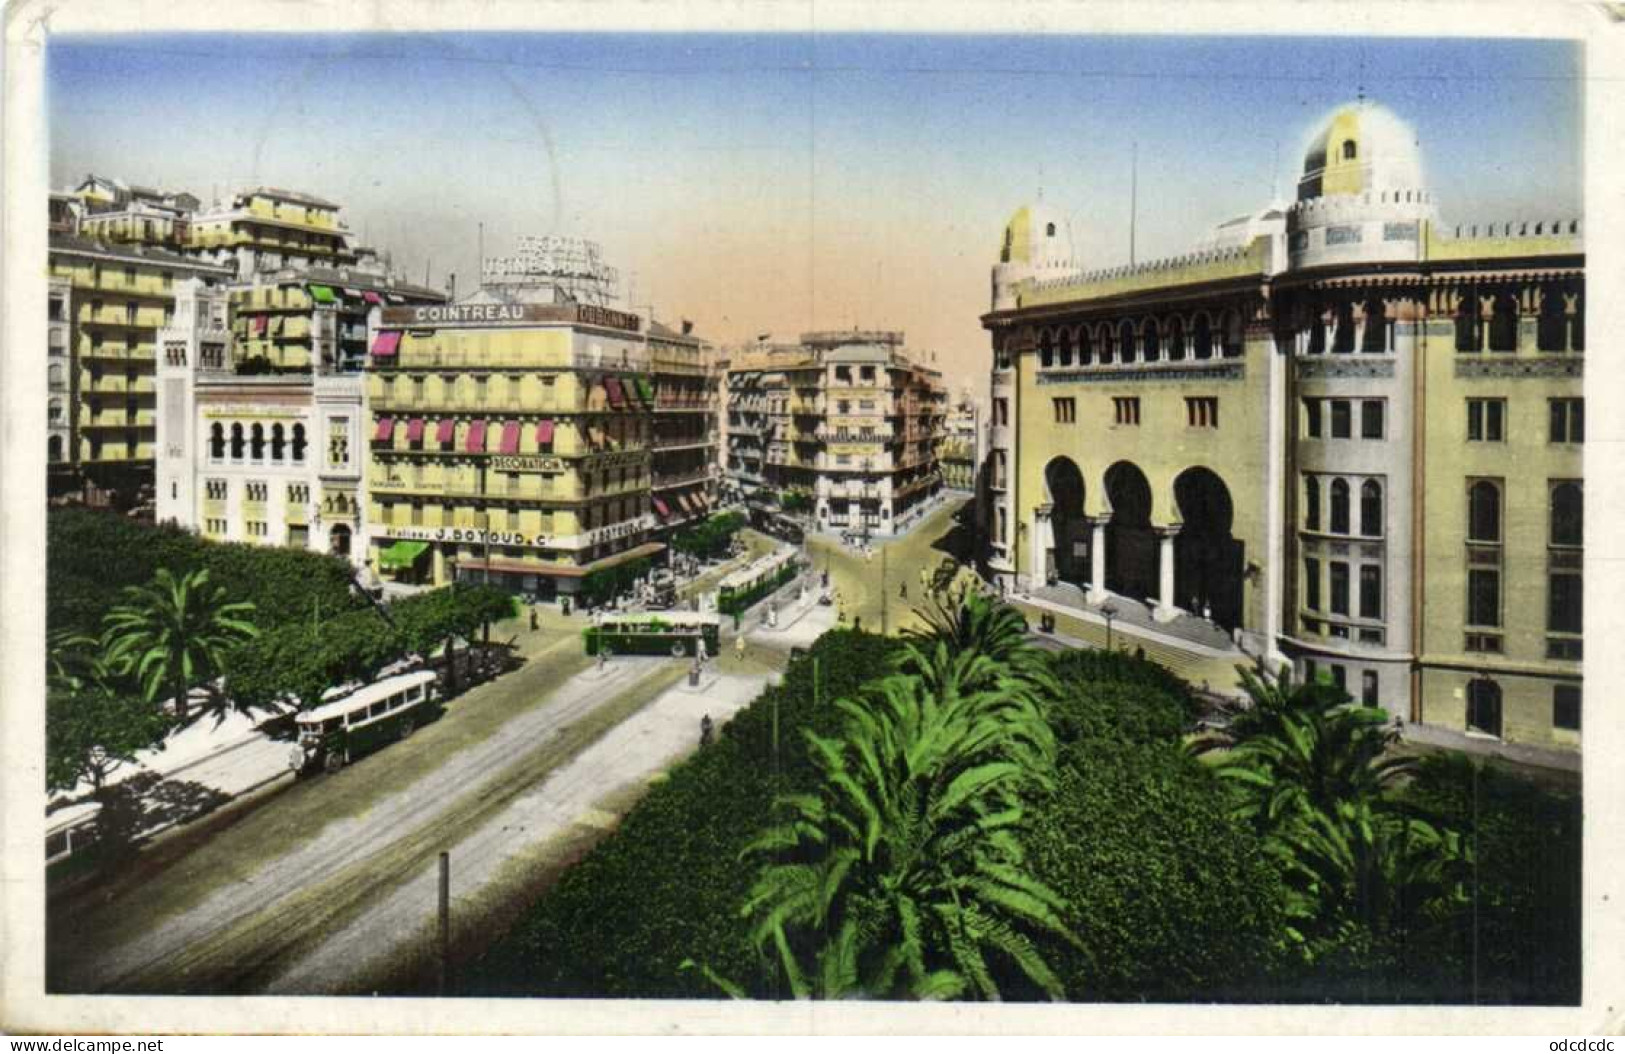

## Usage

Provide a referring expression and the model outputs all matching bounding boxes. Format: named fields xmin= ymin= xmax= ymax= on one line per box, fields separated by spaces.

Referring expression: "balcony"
xmin=373 ymin=348 xmax=650 ymax=373
xmin=652 ymin=466 xmax=715 ymax=490
xmin=651 ymin=433 xmax=716 ymax=452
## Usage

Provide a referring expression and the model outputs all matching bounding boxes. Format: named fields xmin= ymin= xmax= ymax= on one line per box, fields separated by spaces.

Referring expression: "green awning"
xmin=636 ymin=377 xmax=655 ymax=404
xmin=379 ymin=540 xmax=429 ymax=569
xmin=308 ymin=284 xmax=338 ymax=304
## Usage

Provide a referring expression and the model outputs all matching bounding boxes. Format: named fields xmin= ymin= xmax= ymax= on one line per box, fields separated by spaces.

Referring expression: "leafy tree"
xmin=46 ymin=684 xmax=172 ymax=797
xmin=672 ymin=512 xmax=747 ymax=559
xmin=735 ymin=673 xmax=1072 ymax=1000
xmin=102 ymin=568 xmax=259 ymax=721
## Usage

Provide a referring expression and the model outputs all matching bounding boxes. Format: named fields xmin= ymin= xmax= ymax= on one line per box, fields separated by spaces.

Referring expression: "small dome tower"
xmin=992 ymin=201 xmax=1080 ymax=311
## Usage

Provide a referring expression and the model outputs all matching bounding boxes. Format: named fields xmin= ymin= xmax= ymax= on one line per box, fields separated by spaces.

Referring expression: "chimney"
xmin=681 ymin=319 xmax=694 ymax=336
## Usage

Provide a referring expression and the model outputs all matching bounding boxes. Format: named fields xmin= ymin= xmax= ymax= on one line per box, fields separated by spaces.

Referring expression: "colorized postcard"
xmin=2 ymin=0 xmax=1622 ymax=1037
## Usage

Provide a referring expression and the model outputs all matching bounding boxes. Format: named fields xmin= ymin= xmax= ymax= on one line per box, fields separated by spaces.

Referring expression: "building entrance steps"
xmin=1024 ymin=580 xmax=1239 ymax=653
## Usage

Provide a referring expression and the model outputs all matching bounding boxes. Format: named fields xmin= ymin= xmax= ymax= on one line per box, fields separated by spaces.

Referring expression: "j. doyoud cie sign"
xmin=379 ymin=302 xmax=643 ymax=333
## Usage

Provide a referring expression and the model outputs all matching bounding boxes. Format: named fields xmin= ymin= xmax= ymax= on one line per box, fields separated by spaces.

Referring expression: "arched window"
xmin=1221 ymin=309 xmax=1244 ymax=358
xmin=230 ymin=423 xmax=245 ymax=460
xmin=1468 ymin=480 xmax=1501 ymax=543
xmin=1097 ymin=324 xmax=1114 ymax=365
xmin=48 ymin=435 xmax=63 ymax=462
xmin=1141 ymin=318 xmax=1160 ymax=361
xmin=1039 ymin=330 xmax=1054 ymax=368
xmin=1342 ymin=139 xmax=1357 ymax=161
xmin=1078 ymin=327 xmax=1093 ymax=365
xmin=1360 ymin=480 xmax=1383 ymax=537
xmin=1333 ymin=302 xmax=1356 ymax=354
xmin=1045 ymin=222 xmax=1056 ymax=237
xmin=1330 ymin=478 xmax=1350 ymax=534
xmin=250 ymin=423 xmax=266 ymax=461
xmin=1305 ymin=475 xmax=1320 ymax=531
xmin=48 ymin=398 xmax=64 ymax=425
xmin=271 ymin=423 xmax=286 ymax=461
xmin=1167 ymin=317 xmax=1186 ymax=361
xmin=1057 ymin=328 xmax=1073 ymax=367
xmin=1571 ymin=292 xmax=1585 ymax=351
xmin=209 ymin=422 xmax=225 ymax=460
xmin=1488 ymin=292 xmax=1518 ymax=352
xmin=1550 ymin=482 xmax=1582 ymax=547
xmin=1537 ymin=290 xmax=1568 ymax=352
xmin=1193 ymin=314 xmax=1213 ymax=360
xmin=292 ymin=423 xmax=307 ymax=463
xmin=1117 ymin=320 xmax=1137 ymax=364
xmin=48 ymin=363 xmax=64 ymax=387
xmin=1455 ymin=292 xmax=1480 ymax=352
xmin=1466 ymin=679 xmax=1503 ymax=738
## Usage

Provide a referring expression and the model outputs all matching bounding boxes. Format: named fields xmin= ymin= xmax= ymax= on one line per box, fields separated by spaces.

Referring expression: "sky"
xmin=47 ymin=33 xmax=1581 ymax=398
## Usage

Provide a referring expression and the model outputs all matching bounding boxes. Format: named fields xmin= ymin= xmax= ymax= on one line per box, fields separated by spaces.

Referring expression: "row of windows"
xmin=1049 ymin=396 xmax=1218 ymax=428
xmin=204 ymin=478 xmax=312 ymax=505
xmin=207 ymin=422 xmax=308 ymax=463
xmin=1034 ymin=311 xmax=1246 ymax=369
xmin=1301 ymin=660 xmax=1384 ymax=707
xmin=1466 ymin=479 xmax=1582 ymax=547
xmin=1466 ymin=398 xmax=1584 ymax=444
xmin=1465 ymin=680 xmax=1582 ymax=738
xmin=1303 ymin=557 xmax=1383 ymax=620
xmin=1302 ymin=398 xmax=1384 ymax=440
xmin=1455 ymin=290 xmax=1584 ymax=354
xmin=1303 ymin=475 xmax=1384 ymax=537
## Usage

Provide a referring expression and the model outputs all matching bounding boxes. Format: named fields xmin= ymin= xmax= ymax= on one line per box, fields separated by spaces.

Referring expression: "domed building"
xmin=980 ymin=101 xmax=1585 ymax=756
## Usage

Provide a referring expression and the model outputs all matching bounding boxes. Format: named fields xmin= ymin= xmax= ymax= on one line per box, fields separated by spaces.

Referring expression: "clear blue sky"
xmin=48 ymin=33 xmax=1581 ymax=395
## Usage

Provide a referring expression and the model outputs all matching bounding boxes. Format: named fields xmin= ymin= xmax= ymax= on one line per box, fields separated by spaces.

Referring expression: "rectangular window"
xmin=1304 ymin=557 xmax=1321 ymax=611
xmin=1361 ymin=400 xmax=1385 ymax=439
xmin=1330 ymin=665 xmax=1347 ymax=692
xmin=994 ymin=398 xmax=1008 ymax=426
xmin=1113 ymin=397 xmax=1140 ymax=426
xmin=1548 ymin=571 xmax=1582 ymax=634
xmin=1468 ymin=398 xmax=1506 ymax=442
xmin=1467 ymin=568 xmax=1501 ymax=627
xmin=1549 ymin=398 xmax=1584 ymax=443
xmin=1329 ymin=561 xmax=1350 ymax=616
xmin=1303 ymin=398 xmax=1322 ymax=437
xmin=1361 ymin=670 xmax=1379 ymax=707
xmin=1553 ymin=684 xmax=1581 ymax=731
xmin=1186 ymin=397 xmax=1218 ymax=428
xmin=1330 ymin=400 xmax=1352 ymax=439
xmin=1359 ymin=565 xmax=1382 ymax=619
xmin=1052 ymin=398 xmax=1076 ymax=424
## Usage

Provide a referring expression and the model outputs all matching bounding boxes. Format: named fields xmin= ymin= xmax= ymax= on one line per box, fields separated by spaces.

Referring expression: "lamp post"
xmin=1101 ymin=600 xmax=1119 ymax=652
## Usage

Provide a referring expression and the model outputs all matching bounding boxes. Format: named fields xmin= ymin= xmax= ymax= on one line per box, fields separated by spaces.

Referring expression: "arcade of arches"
xmin=1040 ymin=457 xmax=1245 ymax=632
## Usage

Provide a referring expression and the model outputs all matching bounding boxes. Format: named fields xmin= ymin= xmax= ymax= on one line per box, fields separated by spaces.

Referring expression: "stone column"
xmin=1030 ymin=503 xmax=1053 ymax=590
xmin=1153 ymin=525 xmax=1181 ymax=623
xmin=1087 ymin=516 xmax=1109 ymax=605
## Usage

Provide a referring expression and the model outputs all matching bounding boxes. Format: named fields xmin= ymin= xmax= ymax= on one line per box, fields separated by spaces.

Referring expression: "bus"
xmin=584 ymin=612 xmax=722 ymax=658
xmin=718 ymin=548 xmax=804 ymax=616
xmin=292 ymin=669 xmax=442 ymax=774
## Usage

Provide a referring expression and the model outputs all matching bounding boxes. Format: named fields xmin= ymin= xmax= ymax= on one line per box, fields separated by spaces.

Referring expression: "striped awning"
xmin=652 ymin=497 xmax=671 ymax=519
xmin=499 ymin=421 xmax=521 ymax=454
xmin=372 ymin=330 xmax=401 ymax=357
xmin=363 ymin=291 xmax=383 ymax=305
xmin=253 ymin=315 xmax=268 ymax=336
xmin=466 ymin=420 xmax=488 ymax=453
xmin=405 ymin=418 xmax=424 ymax=443
xmin=535 ymin=419 xmax=555 ymax=445
xmin=308 ymin=284 xmax=337 ymax=304
xmin=374 ymin=417 xmax=394 ymax=442
xmin=436 ymin=418 xmax=456 ymax=445
xmin=604 ymin=376 xmax=626 ymax=409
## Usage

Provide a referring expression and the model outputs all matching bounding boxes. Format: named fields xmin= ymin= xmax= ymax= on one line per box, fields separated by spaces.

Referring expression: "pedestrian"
xmin=529 ymin=607 xmax=539 ymax=632
xmin=899 ymin=582 xmax=907 ymax=600
xmin=735 ymin=635 xmax=746 ymax=662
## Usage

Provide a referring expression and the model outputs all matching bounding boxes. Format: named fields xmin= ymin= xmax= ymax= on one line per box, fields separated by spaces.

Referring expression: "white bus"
xmin=292 ymin=669 xmax=441 ymax=774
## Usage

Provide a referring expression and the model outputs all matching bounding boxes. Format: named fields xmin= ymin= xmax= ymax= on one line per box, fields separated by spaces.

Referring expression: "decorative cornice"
xmin=1297 ymin=357 xmax=1396 ymax=380
xmin=1037 ymin=362 xmax=1245 ymax=385
xmin=1454 ymin=355 xmax=1583 ymax=380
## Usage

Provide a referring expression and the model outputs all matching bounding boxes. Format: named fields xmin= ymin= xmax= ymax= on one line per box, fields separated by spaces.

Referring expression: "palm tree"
xmin=738 ymin=673 xmax=1072 ymax=1000
xmin=102 ymin=568 xmax=258 ymax=721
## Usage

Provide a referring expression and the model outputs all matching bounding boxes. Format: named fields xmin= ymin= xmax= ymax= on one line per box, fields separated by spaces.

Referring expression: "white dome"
xmin=999 ymin=202 xmax=1075 ymax=269
xmin=1298 ymin=101 xmax=1426 ymax=202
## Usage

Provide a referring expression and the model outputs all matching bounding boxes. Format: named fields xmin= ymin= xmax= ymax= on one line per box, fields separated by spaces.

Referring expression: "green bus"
xmin=717 ymin=548 xmax=803 ymax=616
xmin=292 ymin=669 xmax=442 ymax=774
xmin=584 ymin=612 xmax=722 ymax=658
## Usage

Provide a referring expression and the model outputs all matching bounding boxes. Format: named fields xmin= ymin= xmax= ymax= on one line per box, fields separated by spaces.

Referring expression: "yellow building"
xmin=984 ymin=101 xmax=1583 ymax=753
xmin=47 ymin=234 xmax=233 ymax=495
xmin=186 ymin=187 xmax=355 ymax=278
xmin=647 ymin=320 xmax=721 ymax=534
xmin=364 ymin=295 xmax=664 ymax=596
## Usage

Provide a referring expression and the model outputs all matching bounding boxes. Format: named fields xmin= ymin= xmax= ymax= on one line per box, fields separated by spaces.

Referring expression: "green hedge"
xmin=671 ymin=512 xmax=746 ymax=560
xmin=464 ymin=630 xmax=901 ymax=998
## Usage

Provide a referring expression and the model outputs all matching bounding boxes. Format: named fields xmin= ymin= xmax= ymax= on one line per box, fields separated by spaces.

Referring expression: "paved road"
xmin=264 ymin=671 xmax=772 ymax=994
xmin=54 ymin=654 xmax=675 ymax=994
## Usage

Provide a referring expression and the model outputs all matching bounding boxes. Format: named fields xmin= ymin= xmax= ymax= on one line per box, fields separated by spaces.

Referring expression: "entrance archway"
xmin=1044 ymin=457 xmax=1088 ymax=587
xmin=330 ymin=523 xmax=352 ymax=557
xmin=1173 ymin=466 xmax=1244 ymax=630
xmin=1104 ymin=461 xmax=1156 ymax=603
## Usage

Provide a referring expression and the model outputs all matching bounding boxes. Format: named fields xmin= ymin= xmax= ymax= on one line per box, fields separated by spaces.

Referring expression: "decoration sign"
xmin=490 ymin=455 xmax=567 ymax=473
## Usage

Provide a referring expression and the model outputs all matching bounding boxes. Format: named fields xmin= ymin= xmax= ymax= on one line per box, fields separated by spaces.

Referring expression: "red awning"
xmin=604 ymin=376 xmax=626 ymax=409
xmin=363 ymin=291 xmax=383 ymax=305
xmin=535 ymin=419 xmax=555 ymax=445
xmin=253 ymin=315 xmax=268 ymax=336
xmin=466 ymin=420 xmax=487 ymax=453
xmin=652 ymin=497 xmax=671 ymax=518
xmin=372 ymin=330 xmax=401 ymax=357
xmin=406 ymin=418 xmax=424 ymax=443
xmin=677 ymin=494 xmax=695 ymax=514
xmin=499 ymin=421 xmax=521 ymax=454
xmin=436 ymin=419 xmax=456 ymax=445
xmin=374 ymin=417 xmax=394 ymax=442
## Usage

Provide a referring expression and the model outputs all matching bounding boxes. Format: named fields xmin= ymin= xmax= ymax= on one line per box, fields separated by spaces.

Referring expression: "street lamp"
xmin=1100 ymin=600 xmax=1119 ymax=652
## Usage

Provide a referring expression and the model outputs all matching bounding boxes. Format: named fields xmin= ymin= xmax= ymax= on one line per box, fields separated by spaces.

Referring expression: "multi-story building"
xmin=363 ymin=247 xmax=666 ymax=596
xmin=727 ymin=331 xmax=948 ymax=537
xmin=70 ymin=175 xmax=200 ymax=252
xmin=983 ymin=100 xmax=1584 ymax=751
xmin=647 ymin=320 xmax=720 ymax=534
xmin=940 ymin=393 xmax=983 ymax=492
xmin=186 ymin=186 xmax=357 ymax=279
xmin=47 ymin=234 xmax=234 ymax=498
xmin=229 ymin=262 xmax=445 ymax=374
